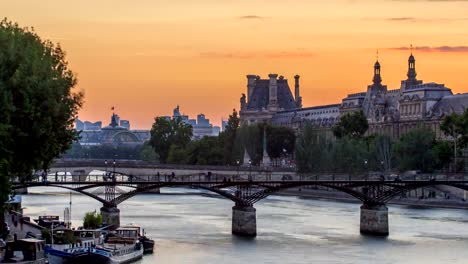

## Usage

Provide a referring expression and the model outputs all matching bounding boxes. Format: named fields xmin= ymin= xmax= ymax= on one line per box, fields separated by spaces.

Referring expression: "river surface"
xmin=21 ymin=187 xmax=468 ymax=264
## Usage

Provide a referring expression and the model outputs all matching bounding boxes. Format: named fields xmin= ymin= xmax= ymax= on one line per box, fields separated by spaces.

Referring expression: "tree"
xmin=83 ymin=211 xmax=103 ymax=229
xmin=432 ymin=140 xmax=453 ymax=170
xmin=332 ymin=111 xmax=369 ymax=139
xmin=329 ymin=137 xmax=369 ymax=175
xmin=236 ymin=124 xmax=262 ymax=165
xmin=369 ymin=134 xmax=394 ymax=173
xmin=149 ymin=116 xmax=192 ymax=163
xmin=0 ymin=19 xmax=83 ymax=232
xmin=166 ymin=145 xmax=188 ymax=164
xmin=440 ymin=111 xmax=468 ymax=168
xmin=185 ymin=136 xmax=224 ymax=165
xmin=394 ymin=128 xmax=436 ymax=172
xmin=266 ymin=126 xmax=296 ymax=158
xmin=295 ymin=125 xmax=332 ymax=173
xmin=139 ymin=142 xmax=159 ymax=162
xmin=220 ymin=109 xmax=240 ymax=165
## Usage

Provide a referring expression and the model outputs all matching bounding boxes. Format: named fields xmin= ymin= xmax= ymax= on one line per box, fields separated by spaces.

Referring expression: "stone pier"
xmin=232 ymin=205 xmax=256 ymax=237
xmin=100 ymin=206 xmax=120 ymax=230
xmin=360 ymin=204 xmax=389 ymax=236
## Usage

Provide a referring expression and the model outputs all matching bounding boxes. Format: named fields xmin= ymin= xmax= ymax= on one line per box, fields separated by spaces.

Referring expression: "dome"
xmin=374 ymin=60 xmax=380 ymax=68
xmin=408 ymin=54 xmax=415 ymax=62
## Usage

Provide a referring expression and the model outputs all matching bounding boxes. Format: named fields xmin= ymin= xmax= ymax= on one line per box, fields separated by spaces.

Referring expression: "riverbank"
xmin=278 ymin=188 xmax=468 ymax=210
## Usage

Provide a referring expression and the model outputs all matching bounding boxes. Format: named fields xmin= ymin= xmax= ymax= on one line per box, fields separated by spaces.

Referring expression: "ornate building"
xmin=239 ymin=53 xmax=468 ymax=138
xmin=77 ymin=112 xmax=150 ymax=146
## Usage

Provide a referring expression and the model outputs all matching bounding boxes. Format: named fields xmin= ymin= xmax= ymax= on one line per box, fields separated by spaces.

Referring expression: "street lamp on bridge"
xmin=113 ymin=159 xmax=116 ymax=182
xmin=364 ymin=159 xmax=368 ymax=181
xmin=248 ymin=160 xmax=252 ymax=181
xmin=104 ymin=160 xmax=108 ymax=180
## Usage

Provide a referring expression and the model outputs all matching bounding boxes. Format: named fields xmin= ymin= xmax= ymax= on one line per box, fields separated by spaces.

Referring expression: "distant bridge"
xmin=12 ymin=172 xmax=468 ymax=237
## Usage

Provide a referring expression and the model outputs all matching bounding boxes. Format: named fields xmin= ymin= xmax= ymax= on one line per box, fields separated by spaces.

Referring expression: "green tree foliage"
xmin=236 ymin=123 xmax=295 ymax=165
xmin=0 ymin=19 xmax=83 ymax=229
xmin=368 ymin=134 xmax=394 ymax=172
xmin=63 ymin=143 xmax=148 ymax=160
xmin=295 ymin=125 xmax=332 ymax=173
xmin=329 ymin=137 xmax=369 ymax=175
xmin=166 ymin=145 xmax=187 ymax=164
xmin=149 ymin=117 xmax=192 ymax=163
xmin=332 ymin=111 xmax=369 ymax=139
xmin=394 ymin=128 xmax=437 ymax=172
xmin=83 ymin=211 xmax=102 ymax=229
xmin=139 ymin=143 xmax=159 ymax=162
xmin=236 ymin=124 xmax=262 ymax=164
xmin=266 ymin=126 xmax=296 ymax=158
xmin=185 ymin=136 xmax=224 ymax=165
xmin=432 ymin=140 xmax=453 ymax=170
xmin=440 ymin=111 xmax=468 ymax=146
xmin=220 ymin=109 xmax=240 ymax=165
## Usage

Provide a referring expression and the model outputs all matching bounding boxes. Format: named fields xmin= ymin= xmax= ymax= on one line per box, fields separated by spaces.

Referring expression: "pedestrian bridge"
xmin=12 ymin=173 xmax=468 ymax=237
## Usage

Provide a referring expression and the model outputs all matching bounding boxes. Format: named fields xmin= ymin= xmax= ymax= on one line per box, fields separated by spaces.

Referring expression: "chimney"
xmin=246 ymin=75 xmax=257 ymax=102
xmin=268 ymin=73 xmax=278 ymax=110
xmin=294 ymin=75 xmax=302 ymax=108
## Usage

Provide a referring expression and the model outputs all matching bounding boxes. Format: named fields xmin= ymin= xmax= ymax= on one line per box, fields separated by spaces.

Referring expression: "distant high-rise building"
xmin=75 ymin=118 xmax=84 ymax=131
xmin=197 ymin=114 xmax=210 ymax=127
xmin=221 ymin=119 xmax=228 ymax=131
xmin=168 ymin=105 xmax=218 ymax=139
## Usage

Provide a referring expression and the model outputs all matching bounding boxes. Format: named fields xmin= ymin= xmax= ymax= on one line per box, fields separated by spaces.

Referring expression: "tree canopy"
xmin=220 ymin=109 xmax=240 ymax=165
xmin=0 ymin=19 xmax=82 ymax=219
xmin=83 ymin=211 xmax=103 ymax=229
xmin=332 ymin=111 xmax=369 ymax=139
xmin=149 ymin=116 xmax=192 ymax=163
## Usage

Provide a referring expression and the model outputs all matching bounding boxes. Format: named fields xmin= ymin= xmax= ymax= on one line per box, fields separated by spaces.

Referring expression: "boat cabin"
xmin=2 ymin=239 xmax=45 ymax=263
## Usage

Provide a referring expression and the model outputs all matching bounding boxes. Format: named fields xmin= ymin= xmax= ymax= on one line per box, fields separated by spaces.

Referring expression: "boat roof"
xmin=17 ymin=238 xmax=44 ymax=244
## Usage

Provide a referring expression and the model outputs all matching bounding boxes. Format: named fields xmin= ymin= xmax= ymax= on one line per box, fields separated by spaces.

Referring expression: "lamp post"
xmin=113 ymin=159 xmax=116 ymax=182
xmin=364 ymin=159 xmax=368 ymax=181
xmin=380 ymin=160 xmax=385 ymax=180
xmin=248 ymin=159 xmax=252 ymax=181
xmin=236 ymin=159 xmax=240 ymax=178
xmin=104 ymin=160 xmax=108 ymax=180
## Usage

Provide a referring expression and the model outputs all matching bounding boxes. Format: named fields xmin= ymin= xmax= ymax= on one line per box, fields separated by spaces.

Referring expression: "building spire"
xmin=407 ymin=44 xmax=417 ymax=83
xmin=373 ymin=53 xmax=382 ymax=86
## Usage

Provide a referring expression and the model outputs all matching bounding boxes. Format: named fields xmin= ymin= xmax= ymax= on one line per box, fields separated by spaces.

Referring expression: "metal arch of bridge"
xmin=13 ymin=179 xmax=468 ymax=207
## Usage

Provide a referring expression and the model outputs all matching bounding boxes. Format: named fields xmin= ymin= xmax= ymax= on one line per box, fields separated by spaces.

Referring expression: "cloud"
xmin=237 ymin=15 xmax=268 ymax=20
xmin=199 ymin=50 xmax=314 ymax=59
xmin=386 ymin=17 xmax=417 ymax=22
xmin=388 ymin=46 xmax=468 ymax=52
xmin=365 ymin=17 xmax=468 ymax=22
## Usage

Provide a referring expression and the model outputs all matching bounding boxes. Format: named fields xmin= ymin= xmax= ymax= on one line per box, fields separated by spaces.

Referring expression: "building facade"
xmin=239 ymin=53 xmax=468 ymax=138
xmin=76 ymin=113 xmax=150 ymax=146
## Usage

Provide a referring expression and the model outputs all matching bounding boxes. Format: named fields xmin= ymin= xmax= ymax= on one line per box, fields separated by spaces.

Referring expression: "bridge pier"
xmin=232 ymin=205 xmax=256 ymax=237
xmin=360 ymin=204 xmax=389 ymax=236
xmin=100 ymin=206 xmax=120 ymax=230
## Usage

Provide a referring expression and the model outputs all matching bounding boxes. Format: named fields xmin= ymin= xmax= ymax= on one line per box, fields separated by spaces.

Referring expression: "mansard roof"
xmin=431 ymin=93 xmax=468 ymax=115
xmin=246 ymin=79 xmax=297 ymax=111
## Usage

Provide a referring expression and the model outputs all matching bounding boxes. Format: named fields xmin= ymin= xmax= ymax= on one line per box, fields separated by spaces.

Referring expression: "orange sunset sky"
xmin=2 ymin=0 xmax=468 ymax=129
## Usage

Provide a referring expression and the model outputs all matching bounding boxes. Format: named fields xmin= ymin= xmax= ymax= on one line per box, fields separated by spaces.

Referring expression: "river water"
xmin=21 ymin=187 xmax=468 ymax=264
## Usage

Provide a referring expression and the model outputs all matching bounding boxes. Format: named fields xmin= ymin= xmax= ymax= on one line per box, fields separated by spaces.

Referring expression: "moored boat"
xmin=1 ymin=239 xmax=46 ymax=264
